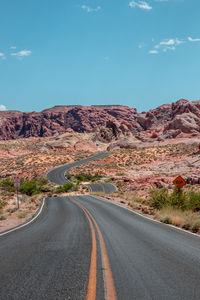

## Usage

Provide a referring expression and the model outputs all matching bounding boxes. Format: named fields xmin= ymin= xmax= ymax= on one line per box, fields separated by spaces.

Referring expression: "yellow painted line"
xmin=70 ymin=197 xmax=117 ymax=300
xmin=86 ymin=209 xmax=117 ymax=300
xmin=70 ymin=198 xmax=97 ymax=300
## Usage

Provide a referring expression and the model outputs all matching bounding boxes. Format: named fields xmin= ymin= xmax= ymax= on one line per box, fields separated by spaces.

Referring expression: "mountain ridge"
xmin=0 ymin=99 xmax=200 ymax=140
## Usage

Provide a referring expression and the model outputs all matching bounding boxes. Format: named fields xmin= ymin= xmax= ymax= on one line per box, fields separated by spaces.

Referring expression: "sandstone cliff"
xmin=1 ymin=99 xmax=200 ymax=141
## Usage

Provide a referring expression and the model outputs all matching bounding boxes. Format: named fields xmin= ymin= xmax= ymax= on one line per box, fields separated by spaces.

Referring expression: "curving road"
xmin=1 ymin=155 xmax=200 ymax=299
xmin=47 ymin=152 xmax=117 ymax=194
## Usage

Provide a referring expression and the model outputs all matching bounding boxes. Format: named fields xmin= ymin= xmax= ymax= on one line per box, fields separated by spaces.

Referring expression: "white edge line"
xmin=0 ymin=198 xmax=46 ymax=237
xmin=90 ymin=195 xmax=200 ymax=239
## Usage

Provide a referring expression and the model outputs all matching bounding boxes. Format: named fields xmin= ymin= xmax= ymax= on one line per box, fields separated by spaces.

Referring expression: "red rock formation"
xmin=0 ymin=105 xmax=140 ymax=140
xmin=1 ymin=99 xmax=200 ymax=141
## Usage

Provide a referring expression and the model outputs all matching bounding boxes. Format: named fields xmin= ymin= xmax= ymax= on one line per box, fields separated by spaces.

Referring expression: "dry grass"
xmin=155 ymin=207 xmax=200 ymax=232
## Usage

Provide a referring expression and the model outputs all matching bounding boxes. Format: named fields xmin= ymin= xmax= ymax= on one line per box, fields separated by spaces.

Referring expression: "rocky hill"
xmin=1 ymin=99 xmax=200 ymax=141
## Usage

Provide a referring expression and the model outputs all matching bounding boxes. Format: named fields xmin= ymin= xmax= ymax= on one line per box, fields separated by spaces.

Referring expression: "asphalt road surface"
xmin=2 ymin=153 xmax=200 ymax=299
xmin=47 ymin=152 xmax=117 ymax=194
xmin=1 ymin=195 xmax=200 ymax=299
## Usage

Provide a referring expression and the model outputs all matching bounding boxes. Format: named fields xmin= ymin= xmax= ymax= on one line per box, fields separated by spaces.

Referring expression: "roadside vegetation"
xmin=148 ymin=187 xmax=200 ymax=232
xmin=56 ymin=183 xmax=75 ymax=193
xmin=0 ymin=176 xmax=80 ymax=224
xmin=149 ymin=187 xmax=200 ymax=211
xmin=67 ymin=172 xmax=103 ymax=184
xmin=111 ymin=186 xmax=200 ymax=234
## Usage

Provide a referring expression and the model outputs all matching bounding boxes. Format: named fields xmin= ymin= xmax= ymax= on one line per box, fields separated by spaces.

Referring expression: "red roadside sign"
xmin=173 ymin=176 xmax=186 ymax=189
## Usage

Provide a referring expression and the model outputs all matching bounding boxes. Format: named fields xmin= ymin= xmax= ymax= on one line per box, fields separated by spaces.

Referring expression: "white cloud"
xmin=11 ymin=50 xmax=32 ymax=57
xmin=0 ymin=53 xmax=6 ymax=60
xmin=81 ymin=5 xmax=101 ymax=13
xmin=154 ymin=38 xmax=184 ymax=52
xmin=149 ymin=50 xmax=158 ymax=54
xmin=188 ymin=37 xmax=200 ymax=42
xmin=0 ymin=105 xmax=6 ymax=111
xmin=159 ymin=38 xmax=184 ymax=46
xmin=10 ymin=46 xmax=16 ymax=49
xmin=129 ymin=1 xmax=152 ymax=10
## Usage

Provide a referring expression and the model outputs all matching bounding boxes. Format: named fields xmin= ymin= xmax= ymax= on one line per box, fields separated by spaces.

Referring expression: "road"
xmin=47 ymin=152 xmax=117 ymax=194
xmin=1 ymin=154 xmax=200 ymax=299
xmin=1 ymin=195 xmax=200 ymax=299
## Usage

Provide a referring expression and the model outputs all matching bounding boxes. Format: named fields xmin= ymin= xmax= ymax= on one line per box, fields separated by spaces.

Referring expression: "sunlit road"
xmin=47 ymin=152 xmax=116 ymax=194
xmin=1 ymin=154 xmax=200 ymax=299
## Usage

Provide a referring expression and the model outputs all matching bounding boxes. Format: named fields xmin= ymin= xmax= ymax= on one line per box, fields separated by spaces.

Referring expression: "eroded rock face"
xmin=93 ymin=120 xmax=133 ymax=143
xmin=0 ymin=105 xmax=139 ymax=140
xmin=1 ymin=99 xmax=200 ymax=141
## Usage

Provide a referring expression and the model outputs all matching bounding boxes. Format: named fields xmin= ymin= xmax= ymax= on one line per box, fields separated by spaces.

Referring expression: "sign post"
xmin=14 ymin=178 xmax=21 ymax=210
xmin=173 ymin=176 xmax=186 ymax=190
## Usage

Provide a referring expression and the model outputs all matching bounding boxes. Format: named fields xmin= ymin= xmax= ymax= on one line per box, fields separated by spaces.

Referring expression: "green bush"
xmin=18 ymin=212 xmax=27 ymax=219
xmin=19 ymin=180 xmax=41 ymax=196
xmin=149 ymin=188 xmax=170 ymax=209
xmin=150 ymin=187 xmax=200 ymax=212
xmin=66 ymin=173 xmax=72 ymax=180
xmin=74 ymin=172 xmax=102 ymax=182
xmin=37 ymin=177 xmax=48 ymax=186
xmin=0 ymin=215 xmax=7 ymax=221
xmin=187 ymin=191 xmax=200 ymax=211
xmin=0 ymin=200 xmax=7 ymax=209
xmin=170 ymin=187 xmax=188 ymax=209
xmin=56 ymin=183 xmax=74 ymax=193
xmin=19 ymin=177 xmax=49 ymax=196
xmin=0 ymin=178 xmax=15 ymax=192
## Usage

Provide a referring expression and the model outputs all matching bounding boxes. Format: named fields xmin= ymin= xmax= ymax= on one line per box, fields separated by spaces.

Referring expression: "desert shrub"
xmin=160 ymin=216 xmax=170 ymax=224
xmin=134 ymin=197 xmax=147 ymax=205
xmin=74 ymin=172 xmax=102 ymax=182
xmin=19 ymin=181 xmax=41 ymax=196
xmin=187 ymin=191 xmax=200 ymax=211
xmin=149 ymin=188 xmax=170 ymax=209
xmin=169 ymin=187 xmax=188 ymax=209
xmin=150 ymin=187 xmax=190 ymax=210
xmin=0 ymin=178 xmax=15 ymax=192
xmin=56 ymin=183 xmax=74 ymax=193
xmin=0 ymin=200 xmax=7 ymax=209
xmin=191 ymin=221 xmax=200 ymax=233
xmin=66 ymin=173 xmax=72 ymax=180
xmin=18 ymin=212 xmax=27 ymax=219
xmin=37 ymin=177 xmax=48 ymax=186
xmin=19 ymin=177 xmax=49 ymax=196
xmin=0 ymin=215 xmax=7 ymax=220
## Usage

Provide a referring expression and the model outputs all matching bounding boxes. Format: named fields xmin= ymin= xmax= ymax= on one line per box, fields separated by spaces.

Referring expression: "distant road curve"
xmin=47 ymin=152 xmax=117 ymax=194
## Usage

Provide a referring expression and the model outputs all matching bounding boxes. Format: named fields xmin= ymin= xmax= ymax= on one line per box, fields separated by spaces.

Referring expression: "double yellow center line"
xmin=70 ymin=198 xmax=117 ymax=300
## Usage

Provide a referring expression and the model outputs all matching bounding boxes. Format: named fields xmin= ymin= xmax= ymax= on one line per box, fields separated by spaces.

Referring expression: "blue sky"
xmin=0 ymin=0 xmax=200 ymax=112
